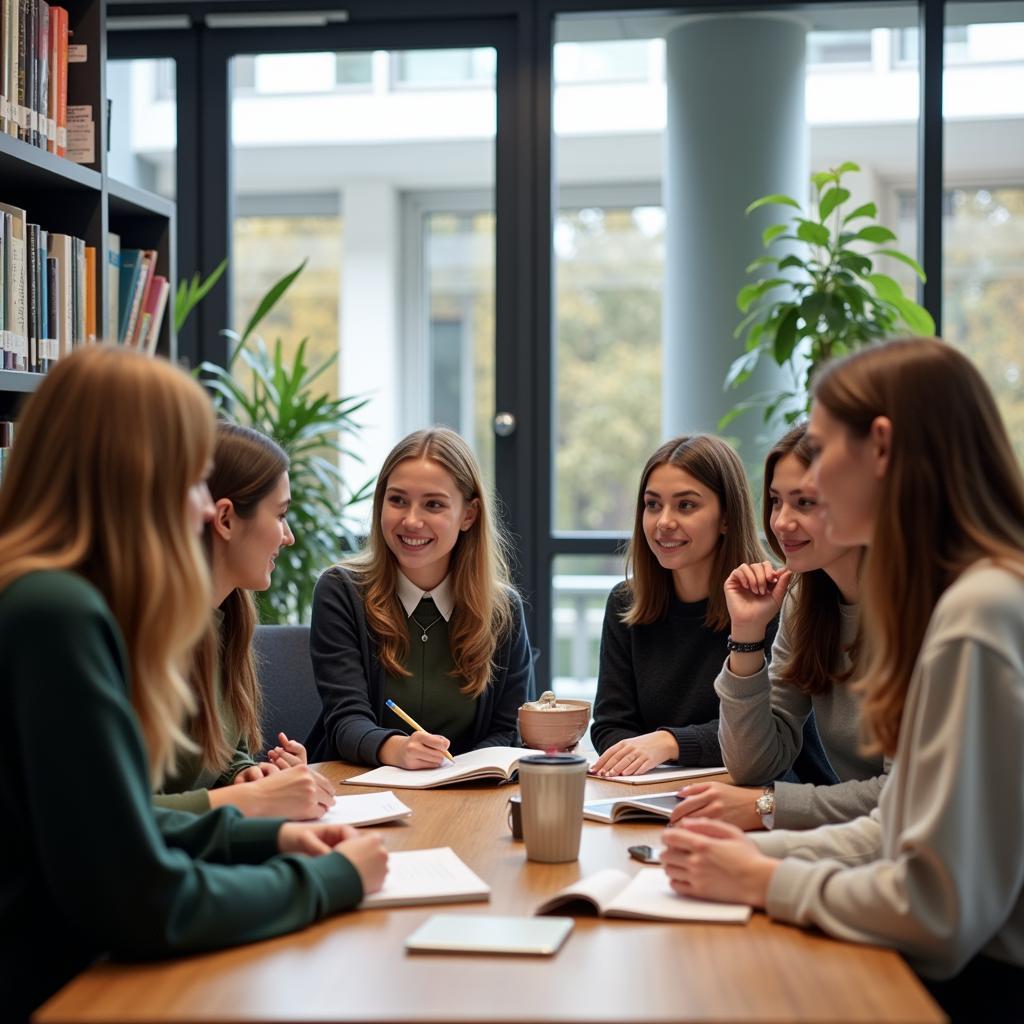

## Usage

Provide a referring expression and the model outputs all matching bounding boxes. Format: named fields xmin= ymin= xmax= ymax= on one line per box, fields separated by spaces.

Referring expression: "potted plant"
xmin=722 ymin=161 xmax=935 ymax=430
xmin=181 ymin=260 xmax=373 ymax=624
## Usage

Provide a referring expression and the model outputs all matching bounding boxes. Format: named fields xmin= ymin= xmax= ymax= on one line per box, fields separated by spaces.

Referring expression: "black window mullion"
xmin=918 ymin=0 xmax=944 ymax=336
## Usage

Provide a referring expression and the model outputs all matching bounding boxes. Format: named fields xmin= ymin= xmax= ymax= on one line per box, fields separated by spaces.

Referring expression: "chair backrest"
xmin=253 ymin=625 xmax=321 ymax=749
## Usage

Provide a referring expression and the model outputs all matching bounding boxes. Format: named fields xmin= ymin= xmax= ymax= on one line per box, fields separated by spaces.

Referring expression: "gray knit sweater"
xmin=715 ymin=597 xmax=888 ymax=829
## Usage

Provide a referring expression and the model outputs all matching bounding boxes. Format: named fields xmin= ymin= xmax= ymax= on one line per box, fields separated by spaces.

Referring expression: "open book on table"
xmin=361 ymin=847 xmax=490 ymax=909
xmin=344 ymin=746 xmax=523 ymax=789
xmin=535 ymin=868 xmax=751 ymax=923
xmin=587 ymin=763 xmax=728 ymax=786
xmin=583 ymin=791 xmax=680 ymax=823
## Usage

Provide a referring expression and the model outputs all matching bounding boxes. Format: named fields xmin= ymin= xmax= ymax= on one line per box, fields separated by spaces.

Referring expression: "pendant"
xmin=421 ymin=633 xmax=429 ymax=643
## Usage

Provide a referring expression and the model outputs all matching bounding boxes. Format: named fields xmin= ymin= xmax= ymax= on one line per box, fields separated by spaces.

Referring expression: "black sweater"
xmin=591 ymin=582 xmax=777 ymax=768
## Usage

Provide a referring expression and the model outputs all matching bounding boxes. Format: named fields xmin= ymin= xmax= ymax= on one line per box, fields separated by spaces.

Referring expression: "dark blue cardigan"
xmin=306 ymin=567 xmax=534 ymax=765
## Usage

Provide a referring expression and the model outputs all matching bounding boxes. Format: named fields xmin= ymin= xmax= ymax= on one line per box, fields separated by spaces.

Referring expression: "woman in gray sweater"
xmin=671 ymin=425 xmax=887 ymax=831
xmin=661 ymin=339 xmax=1024 ymax=1016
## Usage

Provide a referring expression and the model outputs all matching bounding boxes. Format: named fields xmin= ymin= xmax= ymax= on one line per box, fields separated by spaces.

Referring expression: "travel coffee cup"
xmin=518 ymin=753 xmax=588 ymax=863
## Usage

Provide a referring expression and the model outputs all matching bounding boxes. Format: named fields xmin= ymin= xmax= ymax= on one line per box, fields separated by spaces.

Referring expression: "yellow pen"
xmin=385 ymin=699 xmax=455 ymax=762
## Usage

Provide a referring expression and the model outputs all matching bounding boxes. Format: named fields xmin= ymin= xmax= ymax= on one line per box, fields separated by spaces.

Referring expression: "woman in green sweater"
xmin=155 ymin=422 xmax=333 ymax=818
xmin=0 ymin=346 xmax=387 ymax=1023
xmin=661 ymin=339 xmax=1024 ymax=1019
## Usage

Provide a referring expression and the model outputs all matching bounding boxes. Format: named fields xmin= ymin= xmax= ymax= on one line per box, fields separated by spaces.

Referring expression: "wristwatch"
xmin=755 ymin=785 xmax=775 ymax=830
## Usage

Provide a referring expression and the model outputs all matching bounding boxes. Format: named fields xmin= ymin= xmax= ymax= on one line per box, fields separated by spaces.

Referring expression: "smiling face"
xmin=641 ymin=463 xmax=724 ymax=596
xmin=381 ymin=457 xmax=479 ymax=590
xmin=768 ymin=453 xmax=851 ymax=573
xmin=806 ymin=402 xmax=886 ymax=548
xmin=218 ymin=471 xmax=295 ymax=593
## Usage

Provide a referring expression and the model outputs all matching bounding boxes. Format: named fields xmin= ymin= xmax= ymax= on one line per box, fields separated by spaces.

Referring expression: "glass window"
xmin=394 ymin=48 xmax=496 ymax=87
xmin=554 ymin=40 xmax=654 ymax=83
xmin=107 ymin=58 xmax=176 ymax=199
xmin=551 ymin=555 xmax=624 ymax=703
xmin=806 ymin=30 xmax=873 ymax=66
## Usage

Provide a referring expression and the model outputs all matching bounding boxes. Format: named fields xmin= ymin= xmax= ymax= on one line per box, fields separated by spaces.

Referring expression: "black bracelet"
xmin=726 ymin=635 xmax=766 ymax=653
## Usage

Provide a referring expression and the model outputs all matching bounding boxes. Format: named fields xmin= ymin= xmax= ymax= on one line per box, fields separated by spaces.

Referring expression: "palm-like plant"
xmin=197 ymin=261 xmax=373 ymax=623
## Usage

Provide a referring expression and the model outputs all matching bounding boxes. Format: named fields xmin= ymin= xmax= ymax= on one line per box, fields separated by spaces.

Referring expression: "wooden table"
xmin=37 ymin=763 xmax=943 ymax=1024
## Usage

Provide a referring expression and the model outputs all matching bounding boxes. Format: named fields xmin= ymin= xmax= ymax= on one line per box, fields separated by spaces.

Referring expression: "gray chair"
xmin=253 ymin=625 xmax=322 ymax=750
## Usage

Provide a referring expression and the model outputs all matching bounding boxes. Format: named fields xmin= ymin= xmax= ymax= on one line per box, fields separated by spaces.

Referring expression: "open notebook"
xmin=588 ymin=763 xmax=728 ymax=786
xmin=536 ymin=868 xmax=750 ymax=923
xmin=583 ymin=791 xmax=680 ymax=824
xmin=361 ymin=848 xmax=491 ymax=909
xmin=344 ymin=746 xmax=523 ymax=789
xmin=317 ymin=791 xmax=412 ymax=827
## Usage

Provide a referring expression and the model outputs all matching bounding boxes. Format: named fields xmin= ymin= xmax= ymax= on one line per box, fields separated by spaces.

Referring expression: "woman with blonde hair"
xmin=661 ymin=339 xmax=1024 ymax=1018
xmin=591 ymin=434 xmax=832 ymax=779
xmin=0 ymin=346 xmax=386 ymax=1022
xmin=155 ymin=422 xmax=334 ymax=819
xmin=307 ymin=427 xmax=533 ymax=768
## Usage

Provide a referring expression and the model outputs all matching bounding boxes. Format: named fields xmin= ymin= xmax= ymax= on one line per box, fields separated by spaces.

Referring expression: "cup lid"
xmin=518 ymin=753 xmax=587 ymax=767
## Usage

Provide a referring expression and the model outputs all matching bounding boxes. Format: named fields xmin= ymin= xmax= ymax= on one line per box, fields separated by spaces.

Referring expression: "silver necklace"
xmin=410 ymin=610 xmax=444 ymax=643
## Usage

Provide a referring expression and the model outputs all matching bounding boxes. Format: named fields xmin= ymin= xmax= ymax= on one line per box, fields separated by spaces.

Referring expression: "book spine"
xmin=122 ymin=253 xmax=148 ymax=348
xmin=0 ymin=419 xmax=14 ymax=487
xmin=0 ymin=0 xmax=8 ymax=134
xmin=53 ymin=3 xmax=64 ymax=155
xmin=26 ymin=221 xmax=36 ymax=371
xmin=25 ymin=0 xmax=34 ymax=146
xmin=5 ymin=0 xmax=19 ymax=138
xmin=44 ymin=252 xmax=55 ymax=367
xmin=83 ymin=243 xmax=95 ymax=343
xmin=16 ymin=0 xmax=26 ymax=141
xmin=36 ymin=0 xmax=47 ymax=148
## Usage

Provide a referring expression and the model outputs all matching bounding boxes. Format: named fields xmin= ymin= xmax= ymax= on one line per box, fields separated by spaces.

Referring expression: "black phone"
xmin=627 ymin=844 xmax=660 ymax=865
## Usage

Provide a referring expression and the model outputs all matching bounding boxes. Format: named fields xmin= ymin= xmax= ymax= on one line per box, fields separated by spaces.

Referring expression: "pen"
xmin=385 ymin=699 xmax=455 ymax=762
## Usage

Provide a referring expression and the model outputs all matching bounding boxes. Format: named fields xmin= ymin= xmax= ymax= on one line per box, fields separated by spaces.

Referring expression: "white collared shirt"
xmin=396 ymin=571 xmax=455 ymax=622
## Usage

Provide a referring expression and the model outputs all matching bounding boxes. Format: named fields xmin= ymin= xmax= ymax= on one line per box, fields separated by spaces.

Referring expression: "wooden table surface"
xmin=36 ymin=763 xmax=944 ymax=1024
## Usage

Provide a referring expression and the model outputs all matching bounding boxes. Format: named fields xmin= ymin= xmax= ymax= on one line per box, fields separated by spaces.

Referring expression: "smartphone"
xmin=627 ymin=844 xmax=660 ymax=865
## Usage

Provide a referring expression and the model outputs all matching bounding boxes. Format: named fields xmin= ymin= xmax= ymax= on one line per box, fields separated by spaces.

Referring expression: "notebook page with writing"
xmin=361 ymin=848 xmax=491 ymax=908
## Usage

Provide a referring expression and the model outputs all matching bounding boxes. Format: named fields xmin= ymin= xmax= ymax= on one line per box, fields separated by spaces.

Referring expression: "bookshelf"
xmin=0 ymin=0 xmax=175 ymax=422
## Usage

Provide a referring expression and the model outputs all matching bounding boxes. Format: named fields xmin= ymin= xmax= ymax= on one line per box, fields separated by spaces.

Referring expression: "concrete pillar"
xmin=663 ymin=14 xmax=808 ymax=457
xmin=339 ymin=180 xmax=401 ymax=525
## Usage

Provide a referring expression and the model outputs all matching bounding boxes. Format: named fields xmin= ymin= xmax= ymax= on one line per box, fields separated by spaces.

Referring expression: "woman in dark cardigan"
xmin=307 ymin=428 xmax=533 ymax=768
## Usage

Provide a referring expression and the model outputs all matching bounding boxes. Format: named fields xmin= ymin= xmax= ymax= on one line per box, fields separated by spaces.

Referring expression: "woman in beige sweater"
xmin=661 ymin=338 xmax=1024 ymax=1018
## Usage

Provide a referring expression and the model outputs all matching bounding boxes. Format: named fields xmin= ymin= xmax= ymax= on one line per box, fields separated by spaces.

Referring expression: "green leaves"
xmin=174 ymin=259 xmax=228 ymax=334
xmin=745 ymin=193 xmax=801 ymax=215
xmin=240 ymin=259 xmax=308 ymax=346
xmin=728 ymin=160 xmax=933 ymax=433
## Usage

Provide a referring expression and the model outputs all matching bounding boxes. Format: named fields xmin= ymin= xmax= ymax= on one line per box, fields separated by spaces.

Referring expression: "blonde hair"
xmin=623 ymin=435 xmax=767 ymax=630
xmin=0 ymin=345 xmax=216 ymax=785
xmin=190 ymin=423 xmax=286 ymax=771
xmin=345 ymin=427 xmax=514 ymax=698
xmin=813 ymin=338 xmax=1024 ymax=757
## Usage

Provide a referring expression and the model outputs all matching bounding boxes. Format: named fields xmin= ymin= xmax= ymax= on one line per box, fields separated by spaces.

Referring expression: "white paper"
xmin=588 ymin=762 xmax=728 ymax=785
xmin=361 ymin=847 xmax=490 ymax=908
xmin=605 ymin=866 xmax=751 ymax=923
xmin=317 ymin=790 xmax=411 ymax=827
xmin=344 ymin=746 xmax=523 ymax=789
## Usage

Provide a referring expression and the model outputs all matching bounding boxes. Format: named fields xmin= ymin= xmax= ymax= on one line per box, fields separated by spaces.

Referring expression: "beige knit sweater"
xmin=753 ymin=563 xmax=1024 ymax=979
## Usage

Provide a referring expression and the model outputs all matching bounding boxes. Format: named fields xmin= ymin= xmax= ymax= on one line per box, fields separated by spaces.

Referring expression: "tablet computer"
xmin=404 ymin=914 xmax=574 ymax=956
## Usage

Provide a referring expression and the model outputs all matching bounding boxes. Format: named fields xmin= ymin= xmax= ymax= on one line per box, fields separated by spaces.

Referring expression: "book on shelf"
xmin=106 ymin=232 xmax=119 ymax=341
xmin=0 ymin=201 xmax=27 ymax=370
xmin=343 ymin=746 xmax=525 ymax=790
xmin=0 ymin=418 xmax=14 ymax=485
xmin=583 ymin=791 xmax=681 ymax=824
xmin=535 ymin=867 xmax=751 ymax=924
xmin=0 ymin=0 xmax=68 ymax=154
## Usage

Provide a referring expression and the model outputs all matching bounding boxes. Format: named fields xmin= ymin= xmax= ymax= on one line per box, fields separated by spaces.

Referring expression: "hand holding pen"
xmin=381 ymin=699 xmax=455 ymax=769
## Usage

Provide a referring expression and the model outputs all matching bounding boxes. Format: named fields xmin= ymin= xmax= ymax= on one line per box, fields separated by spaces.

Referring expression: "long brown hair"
xmin=623 ymin=435 xmax=766 ymax=630
xmin=763 ymin=425 xmax=861 ymax=696
xmin=190 ymin=423 xmax=287 ymax=770
xmin=813 ymin=337 xmax=1024 ymax=756
xmin=345 ymin=427 xmax=514 ymax=698
xmin=0 ymin=346 xmax=215 ymax=785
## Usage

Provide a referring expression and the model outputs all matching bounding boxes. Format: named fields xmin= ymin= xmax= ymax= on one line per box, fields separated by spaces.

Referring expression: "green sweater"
xmin=385 ymin=598 xmax=477 ymax=750
xmin=0 ymin=570 xmax=363 ymax=1022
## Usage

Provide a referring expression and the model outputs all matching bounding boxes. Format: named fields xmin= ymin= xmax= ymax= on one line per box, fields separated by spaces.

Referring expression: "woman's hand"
xmin=211 ymin=764 xmax=335 ymax=820
xmin=590 ymin=731 xmax=679 ymax=777
xmin=335 ymin=831 xmax=389 ymax=895
xmin=661 ymin=819 xmax=778 ymax=907
xmin=278 ymin=822 xmax=359 ymax=855
xmin=233 ymin=765 xmax=265 ymax=783
xmin=379 ymin=732 xmax=451 ymax=770
xmin=277 ymin=824 xmax=390 ymax=896
xmin=267 ymin=732 xmax=309 ymax=769
xmin=724 ymin=561 xmax=791 ymax=636
xmin=668 ymin=782 xmax=764 ymax=830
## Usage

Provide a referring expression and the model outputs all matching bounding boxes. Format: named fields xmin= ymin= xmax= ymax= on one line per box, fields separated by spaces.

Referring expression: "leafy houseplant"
xmin=191 ymin=261 xmax=373 ymax=624
xmin=723 ymin=162 xmax=936 ymax=429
